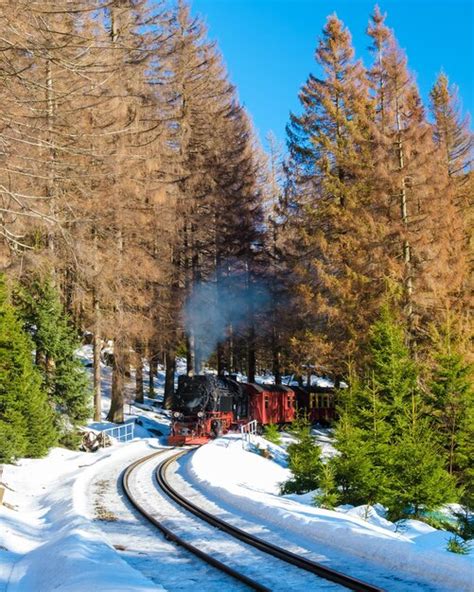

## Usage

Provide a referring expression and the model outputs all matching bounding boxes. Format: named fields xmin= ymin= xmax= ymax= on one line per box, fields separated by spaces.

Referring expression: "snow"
xmin=183 ymin=435 xmax=474 ymax=592
xmin=0 ymin=445 xmax=165 ymax=592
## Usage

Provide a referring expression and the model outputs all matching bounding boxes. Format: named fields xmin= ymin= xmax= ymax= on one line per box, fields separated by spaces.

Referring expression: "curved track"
xmin=157 ymin=450 xmax=384 ymax=592
xmin=122 ymin=449 xmax=270 ymax=591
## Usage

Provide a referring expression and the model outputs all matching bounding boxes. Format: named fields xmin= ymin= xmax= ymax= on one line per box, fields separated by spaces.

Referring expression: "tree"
xmin=314 ymin=462 xmax=339 ymax=509
xmin=429 ymin=316 xmax=473 ymax=478
xmin=366 ymin=303 xmax=418 ymax=419
xmin=331 ymin=400 xmax=388 ymax=506
xmin=0 ymin=275 xmax=56 ymax=461
xmin=332 ymin=304 xmax=459 ymax=517
xmin=366 ymin=7 xmax=469 ymax=347
xmin=430 ymin=73 xmax=472 ymax=179
xmin=282 ymin=415 xmax=323 ymax=494
xmin=385 ymin=394 xmax=457 ymax=521
xmin=285 ymin=14 xmax=383 ymax=373
xmin=16 ymin=278 xmax=91 ymax=436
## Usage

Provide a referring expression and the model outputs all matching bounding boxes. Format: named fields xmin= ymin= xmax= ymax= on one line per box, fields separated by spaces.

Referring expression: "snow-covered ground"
xmin=180 ymin=435 xmax=473 ymax=592
xmin=0 ymin=443 xmax=166 ymax=592
xmin=1 ymin=349 xmax=473 ymax=591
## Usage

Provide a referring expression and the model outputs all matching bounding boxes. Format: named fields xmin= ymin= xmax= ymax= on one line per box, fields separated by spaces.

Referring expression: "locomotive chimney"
xmin=188 ymin=331 xmax=202 ymax=376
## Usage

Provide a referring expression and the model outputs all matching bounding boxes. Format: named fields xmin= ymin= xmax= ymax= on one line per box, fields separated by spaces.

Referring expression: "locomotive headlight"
xmin=197 ymin=411 xmax=205 ymax=418
xmin=173 ymin=411 xmax=182 ymax=418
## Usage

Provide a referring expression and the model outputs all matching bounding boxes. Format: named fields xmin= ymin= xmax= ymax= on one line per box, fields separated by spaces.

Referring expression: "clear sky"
xmin=190 ymin=0 xmax=474 ymax=149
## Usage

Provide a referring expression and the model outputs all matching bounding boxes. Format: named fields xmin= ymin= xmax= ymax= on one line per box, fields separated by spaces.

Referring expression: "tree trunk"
xmin=135 ymin=348 xmax=144 ymax=404
xmin=248 ymin=325 xmax=256 ymax=384
xmin=395 ymin=97 xmax=414 ymax=336
xmin=246 ymin=263 xmax=256 ymax=383
xmin=272 ymin=320 xmax=281 ymax=385
xmin=164 ymin=349 xmax=175 ymax=409
xmin=107 ymin=338 xmax=125 ymax=423
xmin=148 ymin=355 xmax=155 ymax=399
xmin=92 ymin=294 xmax=102 ymax=422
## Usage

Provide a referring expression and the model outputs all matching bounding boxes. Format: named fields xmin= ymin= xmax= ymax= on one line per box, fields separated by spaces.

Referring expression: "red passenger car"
xmin=245 ymin=384 xmax=296 ymax=425
xmin=293 ymin=386 xmax=336 ymax=424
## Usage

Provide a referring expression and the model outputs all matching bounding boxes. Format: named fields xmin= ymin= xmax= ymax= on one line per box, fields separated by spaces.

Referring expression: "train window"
xmin=264 ymin=397 xmax=269 ymax=409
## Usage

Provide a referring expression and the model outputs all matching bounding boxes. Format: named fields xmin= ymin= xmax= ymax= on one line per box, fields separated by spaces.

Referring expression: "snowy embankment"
xmin=0 ymin=443 xmax=165 ymax=592
xmin=185 ymin=436 xmax=473 ymax=592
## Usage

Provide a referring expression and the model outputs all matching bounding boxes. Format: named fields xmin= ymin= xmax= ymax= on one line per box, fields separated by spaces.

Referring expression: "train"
xmin=168 ymin=374 xmax=336 ymax=446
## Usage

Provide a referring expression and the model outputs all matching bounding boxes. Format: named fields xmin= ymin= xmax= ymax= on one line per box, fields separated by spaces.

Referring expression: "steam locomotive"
xmin=168 ymin=375 xmax=335 ymax=446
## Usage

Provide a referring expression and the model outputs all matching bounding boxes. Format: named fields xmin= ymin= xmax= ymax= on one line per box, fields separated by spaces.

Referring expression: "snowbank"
xmin=184 ymin=436 xmax=473 ymax=592
xmin=0 ymin=445 xmax=166 ymax=592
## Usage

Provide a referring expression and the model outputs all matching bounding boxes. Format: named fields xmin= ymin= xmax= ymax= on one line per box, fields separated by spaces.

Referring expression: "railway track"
xmin=123 ymin=448 xmax=384 ymax=592
xmin=122 ymin=449 xmax=267 ymax=591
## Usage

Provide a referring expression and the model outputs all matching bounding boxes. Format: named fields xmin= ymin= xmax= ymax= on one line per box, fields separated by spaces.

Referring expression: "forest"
xmin=0 ymin=0 xmax=472 ymax=544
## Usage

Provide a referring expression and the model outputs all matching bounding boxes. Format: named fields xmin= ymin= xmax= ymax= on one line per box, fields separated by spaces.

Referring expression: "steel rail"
xmin=121 ymin=449 xmax=271 ymax=592
xmin=158 ymin=450 xmax=385 ymax=592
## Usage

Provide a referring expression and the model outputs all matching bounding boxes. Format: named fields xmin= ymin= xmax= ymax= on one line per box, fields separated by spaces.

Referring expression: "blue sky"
xmin=190 ymin=0 xmax=474 ymax=149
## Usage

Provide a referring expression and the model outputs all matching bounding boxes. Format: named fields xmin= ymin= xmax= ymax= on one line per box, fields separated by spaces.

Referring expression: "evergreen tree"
xmin=331 ymin=413 xmax=384 ymax=506
xmin=457 ymin=401 xmax=474 ymax=510
xmin=332 ymin=304 xmax=457 ymax=517
xmin=366 ymin=7 xmax=468 ymax=344
xmin=16 ymin=278 xmax=91 ymax=437
xmin=428 ymin=315 xmax=474 ymax=514
xmin=366 ymin=304 xmax=418 ymax=420
xmin=263 ymin=423 xmax=282 ymax=446
xmin=313 ymin=462 xmax=339 ymax=509
xmin=0 ymin=276 xmax=56 ymax=461
xmin=385 ymin=394 xmax=457 ymax=521
xmin=285 ymin=14 xmax=382 ymax=372
xmin=429 ymin=73 xmax=472 ymax=179
xmin=429 ymin=316 xmax=473 ymax=477
xmin=282 ymin=415 xmax=323 ymax=494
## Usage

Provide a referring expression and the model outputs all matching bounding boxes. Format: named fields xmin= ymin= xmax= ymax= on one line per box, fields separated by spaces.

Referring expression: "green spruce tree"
xmin=16 ymin=278 xmax=91 ymax=441
xmin=282 ymin=415 xmax=323 ymax=494
xmin=429 ymin=317 xmax=473 ymax=477
xmin=0 ymin=275 xmax=56 ymax=462
xmin=314 ymin=462 xmax=339 ymax=509
xmin=385 ymin=394 xmax=457 ymax=521
xmin=367 ymin=304 xmax=418 ymax=422
xmin=332 ymin=303 xmax=458 ymax=518
xmin=331 ymin=414 xmax=382 ymax=506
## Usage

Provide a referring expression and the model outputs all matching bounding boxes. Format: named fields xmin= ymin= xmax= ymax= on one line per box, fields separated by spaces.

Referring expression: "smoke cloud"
xmin=183 ymin=277 xmax=269 ymax=372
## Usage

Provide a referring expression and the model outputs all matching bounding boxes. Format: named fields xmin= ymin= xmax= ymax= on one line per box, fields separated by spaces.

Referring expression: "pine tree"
xmin=0 ymin=276 xmax=56 ymax=461
xmin=332 ymin=304 xmax=459 ymax=516
xmin=16 ymin=278 xmax=91 ymax=436
xmin=282 ymin=415 xmax=323 ymax=494
xmin=366 ymin=304 xmax=418 ymax=419
xmin=285 ymin=14 xmax=384 ymax=372
xmin=385 ymin=394 xmax=457 ymax=521
xmin=429 ymin=316 xmax=473 ymax=479
xmin=366 ymin=7 xmax=468 ymax=345
xmin=331 ymin=404 xmax=387 ymax=506
xmin=430 ymin=73 xmax=472 ymax=179
xmin=314 ymin=462 xmax=339 ymax=509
